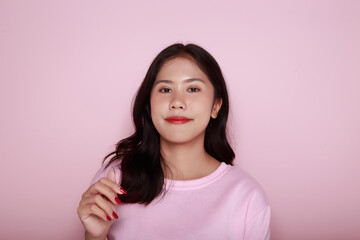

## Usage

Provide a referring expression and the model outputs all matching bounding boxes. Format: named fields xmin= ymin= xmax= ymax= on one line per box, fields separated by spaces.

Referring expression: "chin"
xmin=161 ymin=137 xmax=191 ymax=144
xmin=160 ymin=133 xmax=204 ymax=145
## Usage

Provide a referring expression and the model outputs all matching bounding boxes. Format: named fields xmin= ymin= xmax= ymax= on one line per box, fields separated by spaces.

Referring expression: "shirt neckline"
xmin=164 ymin=162 xmax=230 ymax=190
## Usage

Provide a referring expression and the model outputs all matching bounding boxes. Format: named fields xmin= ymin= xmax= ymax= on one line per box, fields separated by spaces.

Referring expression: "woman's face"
xmin=150 ymin=57 xmax=222 ymax=145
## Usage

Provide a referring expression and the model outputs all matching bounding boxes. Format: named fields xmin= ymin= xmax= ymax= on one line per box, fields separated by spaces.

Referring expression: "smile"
xmin=165 ymin=116 xmax=192 ymax=124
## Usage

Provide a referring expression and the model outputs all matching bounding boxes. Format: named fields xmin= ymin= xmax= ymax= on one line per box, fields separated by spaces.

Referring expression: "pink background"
xmin=1 ymin=0 xmax=359 ymax=239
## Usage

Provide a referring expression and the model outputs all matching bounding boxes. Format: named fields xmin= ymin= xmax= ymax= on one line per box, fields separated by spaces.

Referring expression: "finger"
xmin=81 ymin=193 xmax=117 ymax=210
xmin=83 ymin=180 xmax=122 ymax=205
xmin=107 ymin=168 xmax=116 ymax=183
xmin=91 ymin=181 xmax=122 ymax=205
xmin=86 ymin=177 xmax=118 ymax=195
xmin=93 ymin=194 xmax=118 ymax=220
xmin=99 ymin=177 xmax=127 ymax=195
xmin=79 ymin=203 xmax=112 ymax=222
xmin=84 ymin=194 xmax=119 ymax=220
xmin=107 ymin=168 xmax=127 ymax=194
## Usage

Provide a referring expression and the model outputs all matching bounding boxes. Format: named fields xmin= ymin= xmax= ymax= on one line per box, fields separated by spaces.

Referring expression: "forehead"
xmin=156 ymin=57 xmax=209 ymax=82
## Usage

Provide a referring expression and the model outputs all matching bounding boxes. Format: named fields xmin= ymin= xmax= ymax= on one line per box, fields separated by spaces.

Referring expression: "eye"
xmin=188 ymin=87 xmax=200 ymax=92
xmin=159 ymin=88 xmax=171 ymax=93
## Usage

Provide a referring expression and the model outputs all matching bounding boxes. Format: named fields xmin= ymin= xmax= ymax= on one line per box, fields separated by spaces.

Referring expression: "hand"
xmin=77 ymin=168 xmax=126 ymax=239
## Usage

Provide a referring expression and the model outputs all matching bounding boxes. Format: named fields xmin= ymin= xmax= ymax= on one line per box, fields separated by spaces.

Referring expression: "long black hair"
xmin=103 ymin=43 xmax=235 ymax=205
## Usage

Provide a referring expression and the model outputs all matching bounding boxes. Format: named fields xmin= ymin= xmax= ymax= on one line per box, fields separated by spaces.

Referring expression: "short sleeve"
xmin=244 ymin=205 xmax=271 ymax=239
xmin=243 ymin=186 xmax=271 ymax=240
xmin=90 ymin=160 xmax=122 ymax=186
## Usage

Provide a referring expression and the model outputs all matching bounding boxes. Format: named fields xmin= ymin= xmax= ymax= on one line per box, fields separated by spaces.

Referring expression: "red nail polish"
xmin=115 ymin=196 xmax=121 ymax=204
xmin=106 ymin=215 xmax=111 ymax=221
xmin=120 ymin=187 xmax=127 ymax=194
xmin=112 ymin=211 xmax=118 ymax=219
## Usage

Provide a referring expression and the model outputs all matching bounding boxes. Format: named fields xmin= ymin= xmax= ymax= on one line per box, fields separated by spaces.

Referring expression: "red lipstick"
xmin=165 ymin=116 xmax=191 ymax=124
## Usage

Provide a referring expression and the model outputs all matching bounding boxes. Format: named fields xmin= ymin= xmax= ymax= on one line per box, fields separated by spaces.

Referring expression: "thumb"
xmin=107 ymin=168 xmax=117 ymax=183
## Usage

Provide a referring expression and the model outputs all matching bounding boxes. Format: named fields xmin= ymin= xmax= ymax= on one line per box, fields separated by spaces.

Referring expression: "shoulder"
xmin=90 ymin=159 xmax=122 ymax=185
xmin=219 ymin=163 xmax=270 ymax=226
xmin=221 ymin=163 xmax=269 ymax=207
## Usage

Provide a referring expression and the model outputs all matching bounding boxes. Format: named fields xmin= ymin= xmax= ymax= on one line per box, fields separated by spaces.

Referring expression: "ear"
xmin=211 ymin=98 xmax=223 ymax=119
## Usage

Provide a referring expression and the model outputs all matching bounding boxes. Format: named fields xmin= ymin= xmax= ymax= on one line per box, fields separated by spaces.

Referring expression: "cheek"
xmin=192 ymin=96 xmax=214 ymax=114
xmin=150 ymin=95 xmax=167 ymax=116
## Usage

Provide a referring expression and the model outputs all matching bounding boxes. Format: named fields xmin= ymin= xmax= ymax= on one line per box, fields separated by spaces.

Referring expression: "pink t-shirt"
xmin=90 ymin=161 xmax=271 ymax=240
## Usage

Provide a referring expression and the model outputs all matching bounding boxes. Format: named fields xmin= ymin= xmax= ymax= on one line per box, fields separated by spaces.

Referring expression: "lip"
xmin=165 ymin=116 xmax=191 ymax=124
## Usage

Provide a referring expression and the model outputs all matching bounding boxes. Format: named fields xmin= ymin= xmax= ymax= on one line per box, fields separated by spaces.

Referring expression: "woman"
xmin=77 ymin=43 xmax=271 ymax=240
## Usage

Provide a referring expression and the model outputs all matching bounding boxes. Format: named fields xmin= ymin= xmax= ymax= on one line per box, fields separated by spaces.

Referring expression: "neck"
xmin=160 ymin=135 xmax=220 ymax=180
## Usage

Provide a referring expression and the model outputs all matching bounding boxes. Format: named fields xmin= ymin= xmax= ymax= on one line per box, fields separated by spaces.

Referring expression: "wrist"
xmin=85 ymin=231 xmax=107 ymax=240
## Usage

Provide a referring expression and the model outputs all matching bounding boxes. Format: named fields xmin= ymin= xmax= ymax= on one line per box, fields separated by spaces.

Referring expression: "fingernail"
xmin=106 ymin=215 xmax=111 ymax=221
xmin=112 ymin=211 xmax=118 ymax=219
xmin=114 ymin=196 xmax=121 ymax=205
xmin=120 ymin=187 xmax=127 ymax=194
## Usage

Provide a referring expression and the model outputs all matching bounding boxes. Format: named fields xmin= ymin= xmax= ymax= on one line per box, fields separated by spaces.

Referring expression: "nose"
xmin=169 ymin=93 xmax=186 ymax=110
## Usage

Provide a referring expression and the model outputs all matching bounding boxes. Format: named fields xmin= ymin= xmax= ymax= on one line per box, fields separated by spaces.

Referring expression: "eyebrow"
xmin=154 ymin=78 xmax=205 ymax=86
